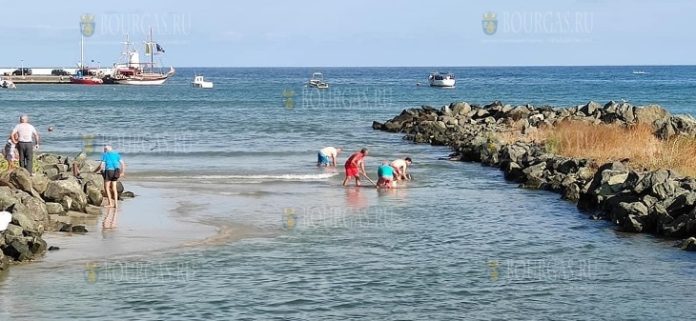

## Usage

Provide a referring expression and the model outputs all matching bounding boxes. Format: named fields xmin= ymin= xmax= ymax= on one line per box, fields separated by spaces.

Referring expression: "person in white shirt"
xmin=11 ymin=115 xmax=40 ymax=174
xmin=390 ymin=157 xmax=412 ymax=181
xmin=317 ymin=146 xmax=342 ymax=167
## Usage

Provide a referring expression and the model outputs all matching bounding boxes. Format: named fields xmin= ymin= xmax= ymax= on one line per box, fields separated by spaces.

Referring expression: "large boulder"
xmin=680 ymin=237 xmax=696 ymax=251
xmin=78 ymin=160 xmax=101 ymax=174
xmin=37 ymin=153 xmax=62 ymax=165
xmin=635 ymin=104 xmax=670 ymax=125
xmin=9 ymin=168 xmax=33 ymax=195
xmin=578 ymin=162 xmax=629 ymax=211
xmin=655 ymin=118 xmax=676 ymax=140
xmin=660 ymin=209 xmax=696 ymax=238
xmin=45 ymin=202 xmax=64 ymax=215
xmin=500 ymin=143 xmax=529 ymax=165
xmin=580 ymin=101 xmax=601 ymax=117
xmin=43 ymin=178 xmax=87 ymax=212
xmin=665 ymin=192 xmax=696 ymax=217
xmin=31 ymin=173 xmax=50 ymax=195
xmin=14 ymin=192 xmax=48 ymax=231
xmin=507 ymin=106 xmax=532 ymax=121
xmin=1 ymin=236 xmax=46 ymax=261
xmin=4 ymin=223 xmax=23 ymax=237
xmin=85 ymin=183 xmax=103 ymax=206
xmin=501 ymin=161 xmax=525 ymax=182
xmin=11 ymin=212 xmax=39 ymax=236
xmin=633 ymin=169 xmax=674 ymax=195
xmin=611 ymin=201 xmax=651 ymax=232
xmin=451 ymin=102 xmax=472 ymax=116
xmin=0 ymin=186 xmax=20 ymax=211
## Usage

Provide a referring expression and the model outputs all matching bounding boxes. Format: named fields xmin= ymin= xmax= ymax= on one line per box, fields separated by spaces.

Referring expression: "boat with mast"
xmin=70 ymin=14 xmax=103 ymax=85
xmin=102 ymin=34 xmax=138 ymax=84
xmin=112 ymin=28 xmax=175 ymax=85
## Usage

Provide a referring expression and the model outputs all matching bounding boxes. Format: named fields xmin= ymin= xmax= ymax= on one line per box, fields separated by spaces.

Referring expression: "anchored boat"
xmin=428 ymin=72 xmax=456 ymax=88
xmin=112 ymin=29 xmax=175 ymax=85
xmin=192 ymin=75 xmax=213 ymax=88
xmin=308 ymin=72 xmax=329 ymax=89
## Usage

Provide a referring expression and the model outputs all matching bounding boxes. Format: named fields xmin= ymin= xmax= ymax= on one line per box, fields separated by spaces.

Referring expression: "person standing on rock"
xmin=342 ymin=148 xmax=368 ymax=186
xmin=317 ymin=146 xmax=342 ymax=167
xmin=11 ymin=115 xmax=40 ymax=174
xmin=94 ymin=145 xmax=126 ymax=208
xmin=391 ymin=157 xmax=412 ymax=181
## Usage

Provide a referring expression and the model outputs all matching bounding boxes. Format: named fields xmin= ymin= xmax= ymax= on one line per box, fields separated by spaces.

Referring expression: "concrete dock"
xmin=1 ymin=67 xmax=111 ymax=84
xmin=0 ymin=75 xmax=72 ymax=84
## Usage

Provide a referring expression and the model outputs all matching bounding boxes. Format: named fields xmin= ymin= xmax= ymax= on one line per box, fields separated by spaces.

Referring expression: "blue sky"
xmin=0 ymin=0 xmax=692 ymax=67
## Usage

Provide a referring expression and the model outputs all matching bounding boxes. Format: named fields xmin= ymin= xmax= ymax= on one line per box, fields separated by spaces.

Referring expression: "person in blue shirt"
xmin=94 ymin=145 xmax=126 ymax=208
xmin=376 ymin=160 xmax=395 ymax=189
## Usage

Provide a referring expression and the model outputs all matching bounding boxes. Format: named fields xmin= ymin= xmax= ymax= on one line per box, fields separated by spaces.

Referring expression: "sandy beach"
xmin=18 ymin=181 xmax=268 ymax=267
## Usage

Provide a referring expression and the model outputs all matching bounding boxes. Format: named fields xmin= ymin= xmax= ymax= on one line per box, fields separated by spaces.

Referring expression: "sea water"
xmin=1 ymin=66 xmax=696 ymax=320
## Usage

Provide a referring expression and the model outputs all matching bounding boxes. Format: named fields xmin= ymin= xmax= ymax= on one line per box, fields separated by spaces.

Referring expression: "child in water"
xmin=2 ymin=135 xmax=18 ymax=171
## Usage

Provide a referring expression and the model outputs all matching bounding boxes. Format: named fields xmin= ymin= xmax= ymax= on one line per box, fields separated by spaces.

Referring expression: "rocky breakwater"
xmin=373 ymin=100 xmax=696 ymax=251
xmin=0 ymin=153 xmax=133 ymax=271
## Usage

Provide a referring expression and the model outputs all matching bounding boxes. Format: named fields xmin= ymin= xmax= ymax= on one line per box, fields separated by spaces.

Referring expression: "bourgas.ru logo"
xmin=282 ymin=89 xmax=296 ymax=110
xmin=80 ymin=14 xmax=96 ymax=37
xmin=482 ymin=12 xmax=498 ymax=35
xmin=482 ymin=11 xmax=594 ymax=36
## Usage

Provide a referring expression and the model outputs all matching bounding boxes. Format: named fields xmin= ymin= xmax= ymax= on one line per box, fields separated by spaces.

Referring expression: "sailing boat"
xmin=113 ymin=28 xmax=175 ymax=85
xmin=70 ymin=15 xmax=103 ymax=85
xmin=103 ymin=34 xmax=139 ymax=84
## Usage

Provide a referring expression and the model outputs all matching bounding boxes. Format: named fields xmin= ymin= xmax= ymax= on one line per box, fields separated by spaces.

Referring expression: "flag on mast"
xmin=145 ymin=42 xmax=153 ymax=56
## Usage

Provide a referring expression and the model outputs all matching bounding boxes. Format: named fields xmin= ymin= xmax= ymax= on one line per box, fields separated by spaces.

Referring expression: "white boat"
xmin=112 ymin=29 xmax=175 ymax=85
xmin=192 ymin=75 xmax=214 ymax=88
xmin=0 ymin=77 xmax=16 ymax=89
xmin=308 ymin=72 xmax=329 ymax=89
xmin=428 ymin=72 xmax=456 ymax=87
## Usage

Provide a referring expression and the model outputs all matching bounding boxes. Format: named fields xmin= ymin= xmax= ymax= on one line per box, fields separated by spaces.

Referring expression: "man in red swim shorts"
xmin=342 ymin=148 xmax=368 ymax=186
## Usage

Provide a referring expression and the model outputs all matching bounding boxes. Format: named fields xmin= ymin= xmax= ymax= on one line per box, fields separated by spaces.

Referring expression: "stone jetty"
xmin=373 ymin=100 xmax=696 ymax=251
xmin=0 ymin=153 xmax=133 ymax=270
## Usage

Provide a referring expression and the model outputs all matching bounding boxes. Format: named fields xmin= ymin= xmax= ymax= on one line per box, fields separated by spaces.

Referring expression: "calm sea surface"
xmin=1 ymin=66 xmax=695 ymax=320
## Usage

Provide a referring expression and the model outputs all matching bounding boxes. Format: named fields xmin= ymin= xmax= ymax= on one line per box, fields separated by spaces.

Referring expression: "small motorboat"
xmin=308 ymin=72 xmax=329 ymax=89
xmin=428 ymin=72 xmax=456 ymax=88
xmin=192 ymin=75 xmax=214 ymax=88
xmin=70 ymin=68 xmax=103 ymax=85
xmin=0 ymin=77 xmax=16 ymax=89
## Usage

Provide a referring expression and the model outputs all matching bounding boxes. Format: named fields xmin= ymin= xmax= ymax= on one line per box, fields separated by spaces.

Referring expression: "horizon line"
xmin=2 ymin=64 xmax=694 ymax=69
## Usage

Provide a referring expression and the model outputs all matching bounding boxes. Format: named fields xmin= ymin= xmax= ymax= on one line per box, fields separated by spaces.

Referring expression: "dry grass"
xmin=527 ymin=121 xmax=696 ymax=177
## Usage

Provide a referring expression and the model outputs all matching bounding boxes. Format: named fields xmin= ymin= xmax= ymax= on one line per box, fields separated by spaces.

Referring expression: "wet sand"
xmin=32 ymin=182 xmax=256 ymax=265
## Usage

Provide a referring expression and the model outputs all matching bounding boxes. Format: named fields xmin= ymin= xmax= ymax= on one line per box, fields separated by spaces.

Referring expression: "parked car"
xmin=51 ymin=69 xmax=70 ymax=76
xmin=12 ymin=68 xmax=32 ymax=76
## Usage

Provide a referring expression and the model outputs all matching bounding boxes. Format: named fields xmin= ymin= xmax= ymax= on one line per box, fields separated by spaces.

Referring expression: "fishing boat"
xmin=192 ymin=75 xmax=213 ymax=88
xmin=70 ymin=69 xmax=104 ymax=85
xmin=70 ymin=25 xmax=103 ymax=85
xmin=308 ymin=72 xmax=329 ymax=89
xmin=428 ymin=72 xmax=456 ymax=88
xmin=112 ymin=29 xmax=175 ymax=85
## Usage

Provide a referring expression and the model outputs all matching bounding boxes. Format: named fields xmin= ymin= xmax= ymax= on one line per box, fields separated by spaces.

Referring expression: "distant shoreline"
xmin=2 ymin=65 xmax=695 ymax=70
